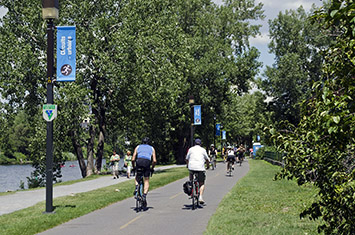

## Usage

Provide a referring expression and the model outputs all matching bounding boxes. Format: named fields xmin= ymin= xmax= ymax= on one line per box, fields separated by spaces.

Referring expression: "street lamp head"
xmin=188 ymin=95 xmax=195 ymax=105
xmin=42 ymin=0 xmax=59 ymax=19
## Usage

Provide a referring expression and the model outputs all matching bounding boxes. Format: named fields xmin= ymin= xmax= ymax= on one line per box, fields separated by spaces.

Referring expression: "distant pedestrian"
xmin=124 ymin=150 xmax=133 ymax=178
xmin=110 ymin=150 xmax=120 ymax=179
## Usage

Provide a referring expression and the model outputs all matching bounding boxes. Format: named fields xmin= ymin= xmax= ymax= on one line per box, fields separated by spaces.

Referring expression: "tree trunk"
xmin=95 ymin=130 xmax=105 ymax=173
xmin=69 ymin=130 xmax=87 ymax=178
xmin=86 ymin=125 xmax=95 ymax=177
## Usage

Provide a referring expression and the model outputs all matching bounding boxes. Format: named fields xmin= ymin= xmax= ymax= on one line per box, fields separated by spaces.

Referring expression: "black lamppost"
xmin=42 ymin=0 xmax=58 ymax=213
xmin=189 ymin=95 xmax=195 ymax=147
xmin=213 ymin=114 xmax=216 ymax=147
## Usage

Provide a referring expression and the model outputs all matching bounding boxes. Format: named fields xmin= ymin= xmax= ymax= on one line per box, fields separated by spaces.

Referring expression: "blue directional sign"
xmin=222 ymin=130 xmax=226 ymax=140
xmin=194 ymin=105 xmax=202 ymax=125
xmin=57 ymin=26 xmax=76 ymax=82
xmin=216 ymin=123 xmax=221 ymax=136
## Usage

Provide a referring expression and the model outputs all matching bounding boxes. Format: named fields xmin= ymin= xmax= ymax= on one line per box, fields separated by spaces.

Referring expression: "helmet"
xmin=142 ymin=137 xmax=150 ymax=144
xmin=210 ymin=144 xmax=214 ymax=147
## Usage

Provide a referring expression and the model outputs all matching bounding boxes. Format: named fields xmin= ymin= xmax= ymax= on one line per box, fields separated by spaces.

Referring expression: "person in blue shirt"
xmin=132 ymin=137 xmax=157 ymax=206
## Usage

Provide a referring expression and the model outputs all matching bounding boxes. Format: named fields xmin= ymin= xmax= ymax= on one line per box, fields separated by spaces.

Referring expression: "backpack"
xmin=183 ymin=181 xmax=192 ymax=196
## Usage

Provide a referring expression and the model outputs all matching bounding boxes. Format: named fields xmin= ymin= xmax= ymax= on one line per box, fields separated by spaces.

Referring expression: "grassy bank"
xmin=205 ymin=160 xmax=321 ymax=235
xmin=0 ymin=167 xmax=188 ymax=235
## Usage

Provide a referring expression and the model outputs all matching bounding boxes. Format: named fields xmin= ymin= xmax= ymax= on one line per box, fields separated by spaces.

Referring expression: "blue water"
xmin=0 ymin=161 xmax=88 ymax=192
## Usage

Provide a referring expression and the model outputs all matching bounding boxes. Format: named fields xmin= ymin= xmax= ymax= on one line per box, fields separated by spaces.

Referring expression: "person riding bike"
xmin=236 ymin=144 xmax=246 ymax=165
xmin=132 ymin=137 xmax=157 ymax=207
xmin=208 ymin=144 xmax=217 ymax=169
xmin=186 ymin=138 xmax=210 ymax=204
xmin=226 ymin=146 xmax=236 ymax=173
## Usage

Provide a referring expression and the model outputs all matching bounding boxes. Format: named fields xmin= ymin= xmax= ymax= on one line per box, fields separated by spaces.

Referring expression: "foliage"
xmin=269 ymin=1 xmax=355 ymax=233
xmin=0 ymin=0 xmax=264 ymax=177
xmin=221 ymin=91 xmax=272 ymax=147
xmin=260 ymin=5 xmax=331 ymax=125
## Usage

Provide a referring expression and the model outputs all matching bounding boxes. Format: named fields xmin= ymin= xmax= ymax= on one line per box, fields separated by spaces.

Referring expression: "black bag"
xmin=183 ymin=181 xmax=192 ymax=195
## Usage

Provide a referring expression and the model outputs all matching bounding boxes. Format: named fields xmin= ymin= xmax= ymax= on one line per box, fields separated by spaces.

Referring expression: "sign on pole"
xmin=43 ymin=104 xmax=57 ymax=122
xmin=57 ymin=26 xmax=76 ymax=82
xmin=222 ymin=130 xmax=226 ymax=140
xmin=194 ymin=105 xmax=202 ymax=125
xmin=216 ymin=123 xmax=221 ymax=136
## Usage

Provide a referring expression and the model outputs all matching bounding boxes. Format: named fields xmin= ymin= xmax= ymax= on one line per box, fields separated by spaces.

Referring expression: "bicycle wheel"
xmin=191 ymin=180 xmax=196 ymax=210
xmin=136 ymin=182 xmax=143 ymax=212
xmin=195 ymin=181 xmax=200 ymax=207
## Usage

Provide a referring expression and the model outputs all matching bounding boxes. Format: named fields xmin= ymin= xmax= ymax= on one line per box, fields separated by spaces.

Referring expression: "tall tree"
xmin=261 ymin=6 xmax=330 ymax=125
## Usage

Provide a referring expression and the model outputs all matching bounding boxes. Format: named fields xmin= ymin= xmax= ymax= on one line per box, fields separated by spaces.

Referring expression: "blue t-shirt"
xmin=137 ymin=144 xmax=153 ymax=160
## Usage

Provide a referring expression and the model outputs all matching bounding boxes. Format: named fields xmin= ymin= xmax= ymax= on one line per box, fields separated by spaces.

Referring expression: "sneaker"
xmin=198 ymin=195 xmax=205 ymax=204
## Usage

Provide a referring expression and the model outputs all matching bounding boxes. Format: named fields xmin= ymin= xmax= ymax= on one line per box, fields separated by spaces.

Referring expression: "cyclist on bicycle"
xmin=186 ymin=138 xmax=210 ymax=204
xmin=226 ymin=146 xmax=236 ymax=173
xmin=236 ymin=144 xmax=246 ymax=165
xmin=132 ymin=137 xmax=157 ymax=207
xmin=208 ymin=144 xmax=217 ymax=169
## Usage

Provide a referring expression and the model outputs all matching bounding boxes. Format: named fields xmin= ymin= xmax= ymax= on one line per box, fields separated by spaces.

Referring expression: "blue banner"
xmin=194 ymin=105 xmax=201 ymax=125
xmin=216 ymin=123 xmax=221 ymax=136
xmin=222 ymin=130 xmax=226 ymax=140
xmin=57 ymin=26 xmax=76 ymax=82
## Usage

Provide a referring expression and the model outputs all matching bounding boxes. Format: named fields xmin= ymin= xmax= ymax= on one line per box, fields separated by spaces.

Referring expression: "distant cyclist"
xmin=208 ymin=144 xmax=217 ymax=169
xmin=236 ymin=144 xmax=246 ymax=165
xmin=132 ymin=137 xmax=157 ymax=207
xmin=226 ymin=146 xmax=236 ymax=173
xmin=186 ymin=138 xmax=210 ymax=204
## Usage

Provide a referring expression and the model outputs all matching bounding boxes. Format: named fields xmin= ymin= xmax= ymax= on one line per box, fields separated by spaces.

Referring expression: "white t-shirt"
xmin=186 ymin=145 xmax=209 ymax=171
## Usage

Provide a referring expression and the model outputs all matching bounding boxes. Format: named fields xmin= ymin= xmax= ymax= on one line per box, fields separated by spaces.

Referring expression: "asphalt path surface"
xmin=38 ymin=160 xmax=249 ymax=235
xmin=0 ymin=165 xmax=184 ymax=216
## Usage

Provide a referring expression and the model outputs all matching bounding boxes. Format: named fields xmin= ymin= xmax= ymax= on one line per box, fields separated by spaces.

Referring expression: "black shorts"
xmin=189 ymin=170 xmax=206 ymax=183
xmin=227 ymin=156 xmax=235 ymax=163
xmin=136 ymin=158 xmax=151 ymax=177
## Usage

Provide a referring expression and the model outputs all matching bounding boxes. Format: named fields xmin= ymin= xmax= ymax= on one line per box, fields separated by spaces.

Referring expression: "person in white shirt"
xmin=186 ymin=139 xmax=210 ymax=204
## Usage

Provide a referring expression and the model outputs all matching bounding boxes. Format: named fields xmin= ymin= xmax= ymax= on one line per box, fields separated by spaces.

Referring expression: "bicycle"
xmin=134 ymin=167 xmax=154 ymax=212
xmin=226 ymin=158 xmax=234 ymax=176
xmin=134 ymin=167 xmax=145 ymax=212
xmin=190 ymin=171 xmax=200 ymax=210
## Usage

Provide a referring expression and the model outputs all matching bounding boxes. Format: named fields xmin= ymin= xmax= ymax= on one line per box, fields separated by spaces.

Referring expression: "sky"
xmin=0 ymin=0 xmax=323 ymax=75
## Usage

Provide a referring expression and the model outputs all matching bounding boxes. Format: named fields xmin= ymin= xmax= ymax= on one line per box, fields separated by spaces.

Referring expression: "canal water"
xmin=0 ymin=160 xmax=108 ymax=192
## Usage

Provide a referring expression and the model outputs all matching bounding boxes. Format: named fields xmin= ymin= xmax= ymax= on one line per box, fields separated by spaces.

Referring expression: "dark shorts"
xmin=189 ymin=170 xmax=206 ymax=183
xmin=227 ymin=156 xmax=235 ymax=163
xmin=136 ymin=158 xmax=151 ymax=177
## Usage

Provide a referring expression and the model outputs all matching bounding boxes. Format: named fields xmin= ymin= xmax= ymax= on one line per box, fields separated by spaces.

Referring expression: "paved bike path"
xmin=0 ymin=165 xmax=184 ymax=216
xmin=38 ymin=160 xmax=249 ymax=235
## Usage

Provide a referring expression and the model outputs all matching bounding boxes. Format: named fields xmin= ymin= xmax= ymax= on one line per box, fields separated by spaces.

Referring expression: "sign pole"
xmin=45 ymin=18 xmax=54 ymax=213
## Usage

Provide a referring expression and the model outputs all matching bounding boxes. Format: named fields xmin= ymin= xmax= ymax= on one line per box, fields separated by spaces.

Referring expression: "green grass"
xmin=0 ymin=167 xmax=188 ymax=235
xmin=205 ymin=160 xmax=321 ymax=235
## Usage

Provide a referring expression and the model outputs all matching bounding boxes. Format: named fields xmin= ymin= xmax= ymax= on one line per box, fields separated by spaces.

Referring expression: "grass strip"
xmin=205 ymin=160 xmax=321 ymax=235
xmin=0 ymin=167 xmax=188 ymax=235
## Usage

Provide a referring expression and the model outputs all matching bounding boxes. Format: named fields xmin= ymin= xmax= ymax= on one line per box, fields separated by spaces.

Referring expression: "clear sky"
xmin=0 ymin=0 xmax=323 ymax=75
